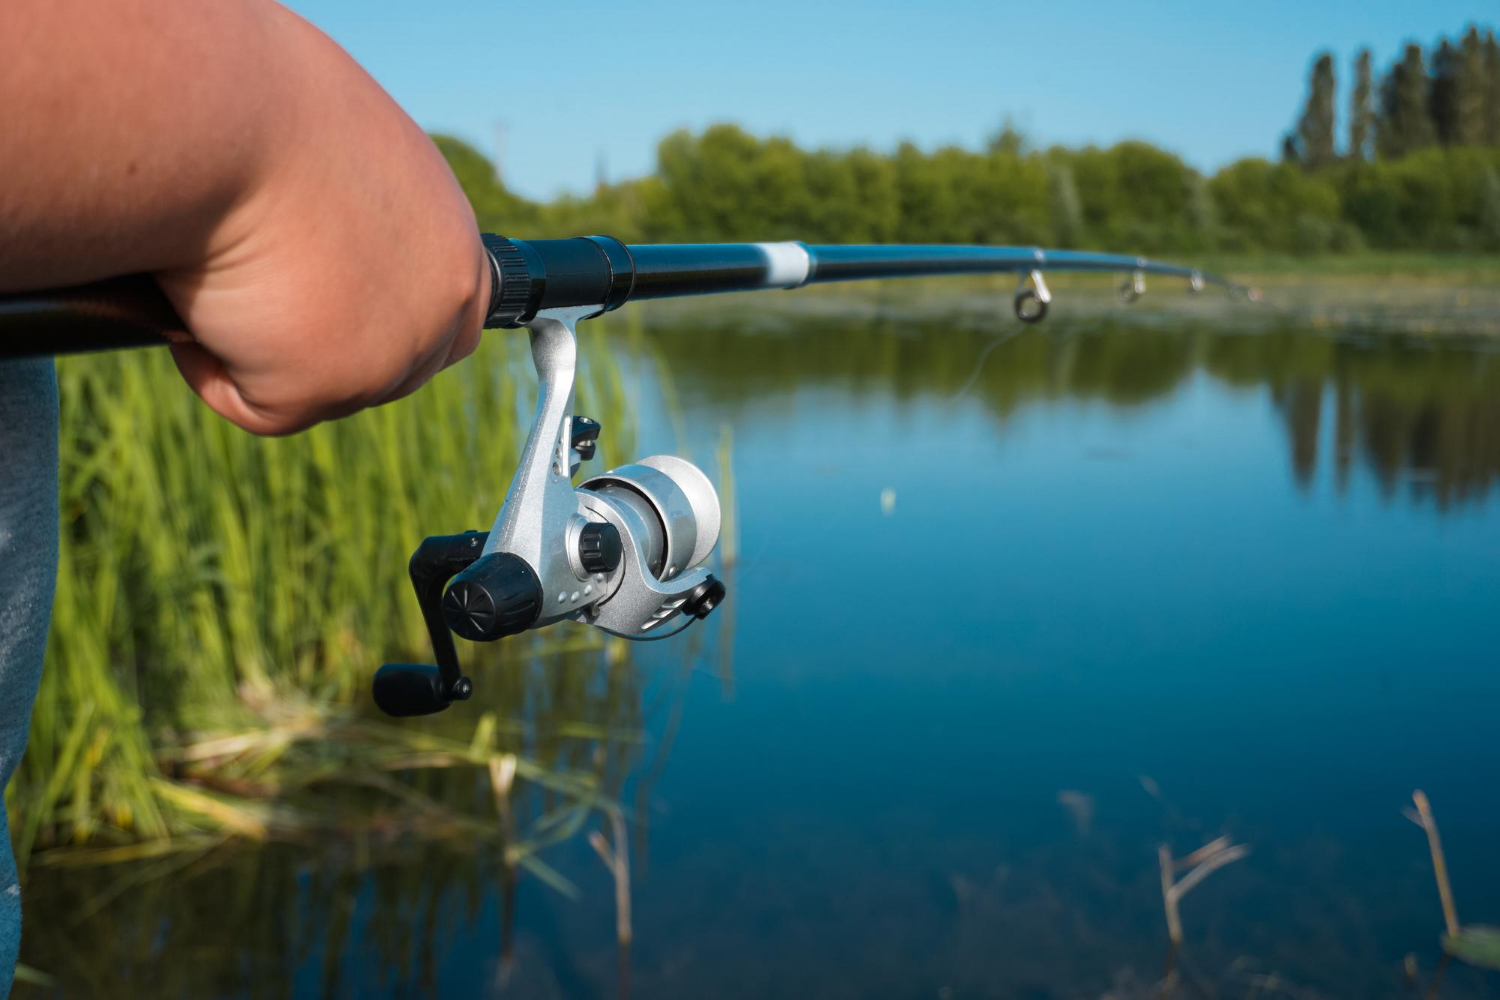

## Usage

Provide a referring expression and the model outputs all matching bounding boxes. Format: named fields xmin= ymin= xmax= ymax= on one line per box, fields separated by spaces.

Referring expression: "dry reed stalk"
xmin=1158 ymin=836 xmax=1250 ymax=946
xmin=1411 ymin=790 xmax=1460 ymax=938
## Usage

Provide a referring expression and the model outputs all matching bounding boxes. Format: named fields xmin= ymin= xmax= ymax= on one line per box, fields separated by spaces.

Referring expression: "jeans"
xmin=0 ymin=359 xmax=59 ymax=992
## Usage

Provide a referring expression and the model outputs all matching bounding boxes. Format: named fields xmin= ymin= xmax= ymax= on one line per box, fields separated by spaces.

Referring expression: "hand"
xmin=157 ymin=6 xmax=488 ymax=435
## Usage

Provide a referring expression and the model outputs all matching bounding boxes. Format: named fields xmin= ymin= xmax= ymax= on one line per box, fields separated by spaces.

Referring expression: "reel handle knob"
xmin=373 ymin=663 xmax=472 ymax=717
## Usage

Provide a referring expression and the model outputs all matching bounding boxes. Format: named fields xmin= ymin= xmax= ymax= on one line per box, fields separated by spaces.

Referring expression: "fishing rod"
xmin=0 ymin=235 xmax=1246 ymax=718
xmin=1 ymin=237 xmax=1244 ymax=358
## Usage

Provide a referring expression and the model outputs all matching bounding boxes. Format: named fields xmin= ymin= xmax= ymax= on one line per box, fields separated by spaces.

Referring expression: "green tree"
xmin=1457 ymin=26 xmax=1489 ymax=145
xmin=430 ymin=134 xmax=540 ymax=233
xmin=1430 ymin=38 xmax=1460 ymax=145
xmin=1063 ymin=142 xmax=1201 ymax=251
xmin=986 ymin=120 xmax=1028 ymax=158
xmin=1207 ymin=158 xmax=1340 ymax=252
xmin=975 ymin=147 xmax=1052 ymax=244
xmin=1349 ymin=49 xmax=1375 ymax=162
xmin=844 ymin=148 xmax=901 ymax=243
xmin=802 ymin=147 xmax=900 ymax=243
xmin=1379 ymin=44 xmax=1436 ymax=158
xmin=1293 ymin=52 xmax=1338 ymax=168
xmin=1485 ymin=30 xmax=1500 ymax=146
xmin=892 ymin=142 xmax=962 ymax=243
xmin=651 ymin=124 xmax=813 ymax=240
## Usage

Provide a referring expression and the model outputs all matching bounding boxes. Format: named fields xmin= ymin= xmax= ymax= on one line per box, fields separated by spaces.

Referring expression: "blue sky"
xmin=287 ymin=0 xmax=1493 ymax=201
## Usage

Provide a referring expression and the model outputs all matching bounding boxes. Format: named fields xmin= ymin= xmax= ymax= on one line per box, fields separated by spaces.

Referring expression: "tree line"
xmin=1288 ymin=26 xmax=1500 ymax=166
xmin=438 ymin=23 xmax=1500 ymax=256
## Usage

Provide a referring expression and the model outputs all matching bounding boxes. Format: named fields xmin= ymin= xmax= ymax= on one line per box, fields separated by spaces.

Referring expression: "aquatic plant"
xmin=589 ymin=808 xmax=633 ymax=1000
xmin=1406 ymin=789 xmax=1500 ymax=972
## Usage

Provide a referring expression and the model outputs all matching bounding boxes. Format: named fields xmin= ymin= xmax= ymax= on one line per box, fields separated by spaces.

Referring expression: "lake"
xmin=20 ymin=287 xmax=1500 ymax=998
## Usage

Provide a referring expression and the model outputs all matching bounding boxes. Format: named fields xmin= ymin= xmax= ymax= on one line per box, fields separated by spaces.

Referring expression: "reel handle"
xmin=373 ymin=530 xmax=489 ymax=717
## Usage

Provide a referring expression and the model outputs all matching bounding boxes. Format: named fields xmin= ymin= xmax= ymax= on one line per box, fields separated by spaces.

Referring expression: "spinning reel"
xmin=372 ymin=299 xmax=726 ymax=717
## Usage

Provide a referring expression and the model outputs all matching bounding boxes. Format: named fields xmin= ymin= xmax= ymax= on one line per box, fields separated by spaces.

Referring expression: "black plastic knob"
xmin=578 ymin=521 xmax=623 ymax=574
xmin=373 ymin=663 xmax=472 ymax=717
xmin=683 ymin=575 xmax=726 ymax=620
xmin=442 ymin=552 xmax=542 ymax=642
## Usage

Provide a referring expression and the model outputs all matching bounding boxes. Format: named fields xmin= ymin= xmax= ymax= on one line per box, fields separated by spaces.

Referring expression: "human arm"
xmin=0 ymin=0 xmax=488 ymax=434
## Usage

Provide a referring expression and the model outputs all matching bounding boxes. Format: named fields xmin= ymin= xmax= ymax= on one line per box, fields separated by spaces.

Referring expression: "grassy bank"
xmin=1194 ymin=254 xmax=1500 ymax=336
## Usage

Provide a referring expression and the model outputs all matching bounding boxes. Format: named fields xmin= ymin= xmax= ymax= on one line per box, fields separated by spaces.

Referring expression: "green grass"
xmin=7 ymin=320 xmax=641 ymax=869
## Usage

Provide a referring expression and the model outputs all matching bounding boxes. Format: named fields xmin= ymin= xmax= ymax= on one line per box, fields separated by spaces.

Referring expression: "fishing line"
xmin=951 ymin=326 xmax=1030 ymax=401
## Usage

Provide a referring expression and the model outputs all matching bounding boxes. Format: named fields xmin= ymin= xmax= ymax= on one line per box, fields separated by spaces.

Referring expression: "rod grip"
xmin=0 ymin=275 xmax=188 ymax=359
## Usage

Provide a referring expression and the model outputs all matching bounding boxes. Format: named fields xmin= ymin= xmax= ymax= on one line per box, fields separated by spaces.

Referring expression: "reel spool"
xmin=373 ymin=305 xmax=725 ymax=717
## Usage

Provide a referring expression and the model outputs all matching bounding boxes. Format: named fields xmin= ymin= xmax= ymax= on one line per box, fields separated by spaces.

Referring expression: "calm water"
xmin=22 ymin=298 xmax=1500 ymax=998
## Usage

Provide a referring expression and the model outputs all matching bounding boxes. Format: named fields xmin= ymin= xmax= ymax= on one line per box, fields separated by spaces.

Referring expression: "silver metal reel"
xmin=483 ymin=305 xmax=724 ymax=639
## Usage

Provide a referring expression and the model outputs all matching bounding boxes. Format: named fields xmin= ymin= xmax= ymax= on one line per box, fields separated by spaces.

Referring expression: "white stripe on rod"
xmin=754 ymin=242 xmax=812 ymax=288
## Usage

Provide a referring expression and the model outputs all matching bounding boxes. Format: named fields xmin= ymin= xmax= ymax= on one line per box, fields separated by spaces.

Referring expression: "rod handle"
xmin=0 ymin=275 xmax=188 ymax=359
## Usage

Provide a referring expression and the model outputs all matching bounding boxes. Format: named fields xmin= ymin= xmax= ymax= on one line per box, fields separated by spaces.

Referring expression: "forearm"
xmin=0 ymin=0 xmax=290 ymax=289
xmin=0 ymin=0 xmax=459 ymax=298
xmin=0 ymin=0 xmax=486 ymax=435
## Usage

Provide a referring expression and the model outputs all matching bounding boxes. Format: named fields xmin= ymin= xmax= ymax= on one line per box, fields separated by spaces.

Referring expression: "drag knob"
xmin=442 ymin=552 xmax=542 ymax=642
xmin=577 ymin=521 xmax=623 ymax=574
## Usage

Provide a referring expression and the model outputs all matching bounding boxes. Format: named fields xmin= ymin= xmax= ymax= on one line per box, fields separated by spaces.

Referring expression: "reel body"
xmin=373 ymin=305 xmax=725 ymax=717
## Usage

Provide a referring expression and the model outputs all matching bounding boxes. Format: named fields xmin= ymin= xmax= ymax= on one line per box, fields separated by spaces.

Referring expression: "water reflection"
xmin=641 ymin=307 xmax=1500 ymax=510
xmin=18 ymin=635 xmax=684 ymax=999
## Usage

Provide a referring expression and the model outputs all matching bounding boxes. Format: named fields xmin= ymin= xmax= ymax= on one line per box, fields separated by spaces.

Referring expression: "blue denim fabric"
xmin=0 ymin=359 xmax=59 ymax=993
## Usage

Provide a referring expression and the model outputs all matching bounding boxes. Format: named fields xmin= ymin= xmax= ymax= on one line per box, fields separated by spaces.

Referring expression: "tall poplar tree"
xmin=1294 ymin=52 xmax=1338 ymax=168
xmin=1379 ymin=44 xmax=1436 ymax=157
xmin=1457 ymin=26 xmax=1488 ymax=144
xmin=1430 ymin=38 xmax=1459 ymax=145
xmin=1350 ymin=49 xmax=1374 ymax=161
xmin=1485 ymin=29 xmax=1500 ymax=146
